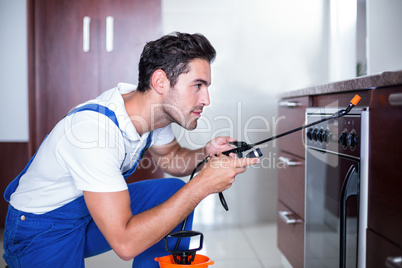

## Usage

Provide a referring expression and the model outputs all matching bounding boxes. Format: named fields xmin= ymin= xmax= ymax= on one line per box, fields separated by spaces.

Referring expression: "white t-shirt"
xmin=10 ymin=83 xmax=175 ymax=214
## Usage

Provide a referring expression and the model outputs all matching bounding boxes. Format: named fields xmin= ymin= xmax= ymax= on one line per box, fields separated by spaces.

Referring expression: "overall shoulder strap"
xmin=5 ymin=103 xmax=152 ymax=203
xmin=5 ymin=104 xmax=122 ymax=201
xmin=70 ymin=103 xmax=154 ymax=179
xmin=68 ymin=103 xmax=120 ymax=129
xmin=122 ymin=130 xmax=153 ymax=179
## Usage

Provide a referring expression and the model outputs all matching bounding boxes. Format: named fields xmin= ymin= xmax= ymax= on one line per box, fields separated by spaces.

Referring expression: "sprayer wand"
xmin=211 ymin=94 xmax=361 ymax=211
xmin=175 ymin=94 xmax=361 ymax=251
xmin=234 ymin=94 xmax=361 ymax=152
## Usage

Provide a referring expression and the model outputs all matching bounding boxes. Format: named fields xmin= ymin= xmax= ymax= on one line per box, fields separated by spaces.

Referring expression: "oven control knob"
xmin=339 ymin=131 xmax=348 ymax=148
xmin=317 ymin=128 xmax=324 ymax=143
xmin=347 ymin=131 xmax=359 ymax=149
xmin=312 ymin=128 xmax=319 ymax=141
xmin=307 ymin=128 xmax=313 ymax=140
xmin=323 ymin=129 xmax=332 ymax=143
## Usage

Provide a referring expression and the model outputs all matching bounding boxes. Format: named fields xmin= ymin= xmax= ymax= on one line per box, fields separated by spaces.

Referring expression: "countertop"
xmin=279 ymin=70 xmax=402 ymax=99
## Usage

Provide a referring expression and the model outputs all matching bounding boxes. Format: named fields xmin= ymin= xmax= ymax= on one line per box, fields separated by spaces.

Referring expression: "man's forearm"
xmin=160 ymin=147 xmax=206 ymax=177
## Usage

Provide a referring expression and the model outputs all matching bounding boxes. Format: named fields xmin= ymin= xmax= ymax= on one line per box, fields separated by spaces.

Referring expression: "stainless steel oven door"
xmin=305 ymin=148 xmax=359 ymax=268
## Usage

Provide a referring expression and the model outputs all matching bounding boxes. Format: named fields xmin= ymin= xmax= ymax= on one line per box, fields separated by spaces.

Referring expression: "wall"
xmin=367 ymin=0 xmax=402 ymax=74
xmin=356 ymin=1 xmax=367 ymax=76
xmin=0 ymin=0 xmax=28 ymax=142
xmin=162 ymin=0 xmax=330 ymax=226
xmin=4 ymin=0 xmax=399 ymax=227
xmin=328 ymin=0 xmax=357 ymax=81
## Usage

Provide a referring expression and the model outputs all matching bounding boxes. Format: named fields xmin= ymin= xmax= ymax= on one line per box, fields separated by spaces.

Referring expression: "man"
xmin=3 ymin=32 xmax=259 ymax=267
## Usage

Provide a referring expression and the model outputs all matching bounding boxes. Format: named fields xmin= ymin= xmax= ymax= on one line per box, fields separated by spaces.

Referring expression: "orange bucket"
xmin=155 ymin=254 xmax=214 ymax=267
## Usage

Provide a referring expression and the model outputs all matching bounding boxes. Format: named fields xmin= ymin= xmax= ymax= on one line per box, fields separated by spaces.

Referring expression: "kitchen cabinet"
xmin=0 ymin=0 xmax=163 ymax=229
xmin=28 ymin=0 xmax=163 ymax=182
xmin=0 ymin=0 xmax=163 ymax=228
xmin=276 ymin=96 xmax=311 ymax=268
xmin=277 ymin=202 xmax=304 ymax=268
xmin=0 ymin=143 xmax=29 ymax=228
xmin=366 ymin=229 xmax=402 ymax=267
xmin=277 ymin=72 xmax=402 ymax=267
xmin=29 ymin=0 xmax=161 ymax=152
xmin=366 ymin=85 xmax=402 ymax=267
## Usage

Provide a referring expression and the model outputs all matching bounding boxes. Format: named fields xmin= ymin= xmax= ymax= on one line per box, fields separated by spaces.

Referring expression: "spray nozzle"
xmin=332 ymin=94 xmax=361 ymax=118
xmin=350 ymin=94 xmax=361 ymax=106
xmin=345 ymin=94 xmax=361 ymax=113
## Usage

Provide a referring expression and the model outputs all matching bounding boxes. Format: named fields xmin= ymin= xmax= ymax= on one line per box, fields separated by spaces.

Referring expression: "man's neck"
xmin=123 ymin=90 xmax=170 ymax=135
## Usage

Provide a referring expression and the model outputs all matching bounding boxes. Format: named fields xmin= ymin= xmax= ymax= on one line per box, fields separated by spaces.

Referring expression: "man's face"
xmin=162 ymin=58 xmax=211 ymax=130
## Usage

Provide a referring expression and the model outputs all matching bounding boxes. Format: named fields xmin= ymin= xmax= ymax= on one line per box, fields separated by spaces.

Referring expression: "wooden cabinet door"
xmin=368 ymin=86 xmax=402 ymax=249
xmin=31 ymin=0 xmax=100 ymax=150
xmin=366 ymin=229 xmax=402 ymax=268
xmin=98 ymin=0 xmax=161 ymax=91
xmin=30 ymin=0 xmax=161 ymax=151
xmin=277 ymin=201 xmax=304 ymax=268
xmin=29 ymin=0 xmax=163 ymax=181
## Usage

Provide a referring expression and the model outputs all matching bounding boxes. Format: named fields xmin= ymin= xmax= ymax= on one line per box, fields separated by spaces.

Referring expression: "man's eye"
xmin=195 ymin=84 xmax=201 ymax=89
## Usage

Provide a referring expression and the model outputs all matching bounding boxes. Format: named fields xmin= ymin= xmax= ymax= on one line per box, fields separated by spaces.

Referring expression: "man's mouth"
xmin=192 ymin=110 xmax=203 ymax=117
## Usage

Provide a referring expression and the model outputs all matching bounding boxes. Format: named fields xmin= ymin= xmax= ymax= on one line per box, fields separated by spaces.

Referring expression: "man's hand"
xmin=191 ymin=153 xmax=260 ymax=195
xmin=149 ymin=136 xmax=242 ymax=177
xmin=204 ymin=136 xmax=236 ymax=157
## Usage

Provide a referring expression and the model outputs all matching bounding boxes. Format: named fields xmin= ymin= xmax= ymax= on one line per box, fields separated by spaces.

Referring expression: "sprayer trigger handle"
xmin=229 ymin=141 xmax=248 ymax=147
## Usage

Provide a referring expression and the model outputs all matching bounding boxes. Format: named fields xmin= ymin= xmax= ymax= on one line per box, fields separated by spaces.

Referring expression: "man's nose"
xmin=200 ymin=88 xmax=210 ymax=106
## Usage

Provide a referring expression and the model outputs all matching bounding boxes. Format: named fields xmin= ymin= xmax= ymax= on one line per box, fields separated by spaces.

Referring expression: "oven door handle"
xmin=339 ymin=165 xmax=359 ymax=268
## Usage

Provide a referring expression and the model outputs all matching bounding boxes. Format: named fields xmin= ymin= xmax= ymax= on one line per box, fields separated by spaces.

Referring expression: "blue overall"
xmin=3 ymin=104 xmax=193 ymax=268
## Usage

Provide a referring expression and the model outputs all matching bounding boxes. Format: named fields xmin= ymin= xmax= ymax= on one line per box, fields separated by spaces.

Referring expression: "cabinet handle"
xmin=278 ymin=156 xmax=300 ymax=166
xmin=279 ymin=101 xmax=299 ymax=108
xmin=386 ymin=256 xmax=402 ymax=268
xmin=278 ymin=211 xmax=302 ymax=224
xmin=106 ymin=16 xmax=114 ymax=52
xmin=83 ymin=16 xmax=91 ymax=52
xmin=389 ymin=93 xmax=402 ymax=106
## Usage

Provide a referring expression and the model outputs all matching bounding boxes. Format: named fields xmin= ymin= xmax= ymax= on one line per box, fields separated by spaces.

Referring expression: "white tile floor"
xmin=84 ymin=223 xmax=287 ymax=268
xmin=1 ymin=223 xmax=290 ymax=268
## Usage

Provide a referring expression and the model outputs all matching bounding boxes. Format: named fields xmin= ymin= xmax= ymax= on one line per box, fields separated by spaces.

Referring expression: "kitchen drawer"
xmin=278 ymin=96 xmax=311 ymax=158
xmin=366 ymin=228 xmax=402 ymax=268
xmin=277 ymin=201 xmax=304 ymax=268
xmin=278 ymin=151 xmax=305 ymax=219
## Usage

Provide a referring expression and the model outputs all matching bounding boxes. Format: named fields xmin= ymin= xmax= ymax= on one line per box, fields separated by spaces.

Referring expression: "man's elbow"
xmin=113 ymin=242 xmax=140 ymax=261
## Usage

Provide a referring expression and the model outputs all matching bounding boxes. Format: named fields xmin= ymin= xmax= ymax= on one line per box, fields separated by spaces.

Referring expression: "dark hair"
xmin=137 ymin=32 xmax=216 ymax=92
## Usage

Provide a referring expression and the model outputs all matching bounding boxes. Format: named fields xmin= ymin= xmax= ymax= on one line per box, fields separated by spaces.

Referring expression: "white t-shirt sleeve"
xmin=152 ymin=124 xmax=175 ymax=146
xmin=57 ymin=114 xmax=128 ymax=192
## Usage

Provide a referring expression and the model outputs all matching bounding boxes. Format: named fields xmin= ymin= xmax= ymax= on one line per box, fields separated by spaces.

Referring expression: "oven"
xmin=304 ymin=107 xmax=369 ymax=268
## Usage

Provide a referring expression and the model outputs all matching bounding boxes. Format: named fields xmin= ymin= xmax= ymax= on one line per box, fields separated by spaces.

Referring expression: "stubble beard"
xmin=161 ymin=88 xmax=199 ymax=131
xmin=162 ymin=103 xmax=199 ymax=130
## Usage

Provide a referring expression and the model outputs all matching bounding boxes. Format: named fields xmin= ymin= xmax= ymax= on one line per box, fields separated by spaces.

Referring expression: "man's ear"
xmin=151 ymin=70 xmax=168 ymax=95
